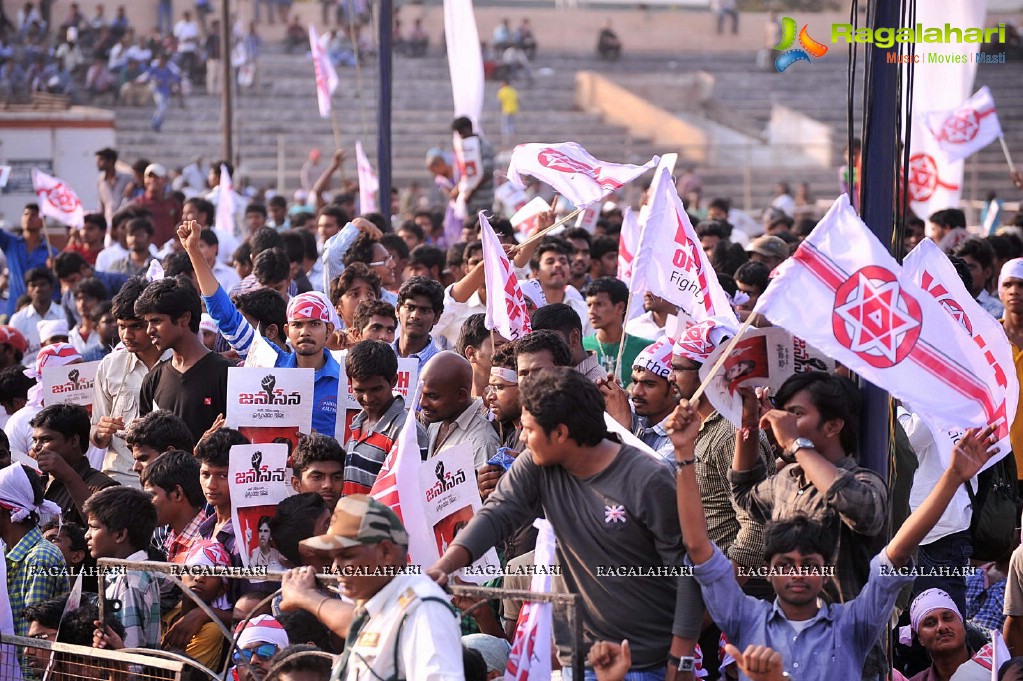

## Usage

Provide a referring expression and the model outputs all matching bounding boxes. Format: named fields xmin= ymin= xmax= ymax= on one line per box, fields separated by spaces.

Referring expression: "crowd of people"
xmin=4 ymin=113 xmax=1023 ymax=681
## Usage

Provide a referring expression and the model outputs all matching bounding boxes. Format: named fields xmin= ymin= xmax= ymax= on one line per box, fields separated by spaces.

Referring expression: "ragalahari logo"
xmin=774 ymin=17 xmax=829 ymax=72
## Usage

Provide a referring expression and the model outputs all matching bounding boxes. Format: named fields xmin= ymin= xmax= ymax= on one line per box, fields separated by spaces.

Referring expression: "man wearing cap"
xmin=669 ymin=318 xmax=775 ymax=599
xmin=280 ymin=494 xmax=463 ymax=681
xmin=10 ymin=268 xmax=65 ymax=366
xmin=128 ymin=163 xmax=182 ymax=247
xmin=37 ymin=319 xmax=69 ymax=347
xmin=605 ymin=338 xmax=680 ymax=462
xmin=998 ymin=257 xmax=1023 ymax=491
xmin=232 ymin=615 xmax=291 ymax=681
xmin=0 ymin=326 xmax=29 ymax=369
xmin=744 ymin=235 xmax=789 ymax=273
xmin=179 ymin=220 xmax=340 ymax=435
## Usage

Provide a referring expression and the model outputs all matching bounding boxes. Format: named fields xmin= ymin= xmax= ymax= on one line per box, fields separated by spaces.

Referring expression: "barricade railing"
xmin=0 ymin=633 xmax=188 ymax=681
xmin=92 ymin=558 xmax=586 ymax=681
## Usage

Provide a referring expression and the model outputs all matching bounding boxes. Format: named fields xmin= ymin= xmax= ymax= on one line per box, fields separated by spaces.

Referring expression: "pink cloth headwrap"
xmin=897 ymin=588 xmax=962 ymax=645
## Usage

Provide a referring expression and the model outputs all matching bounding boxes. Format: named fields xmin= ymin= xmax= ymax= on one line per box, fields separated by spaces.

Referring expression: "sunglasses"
xmin=233 ymin=644 xmax=279 ymax=663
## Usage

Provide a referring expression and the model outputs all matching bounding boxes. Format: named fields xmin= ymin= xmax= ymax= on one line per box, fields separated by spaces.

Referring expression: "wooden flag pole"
xmin=999 ymin=136 xmax=1017 ymax=174
xmin=689 ymin=313 xmax=759 ymax=404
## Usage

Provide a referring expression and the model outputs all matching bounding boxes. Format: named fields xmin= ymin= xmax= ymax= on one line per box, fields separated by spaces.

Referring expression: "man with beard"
xmin=564 ymin=227 xmax=594 ymax=294
xmin=421 ymin=351 xmax=498 ymax=472
xmin=530 ymin=237 xmax=592 ymax=336
xmin=178 ymin=220 xmax=340 ymax=436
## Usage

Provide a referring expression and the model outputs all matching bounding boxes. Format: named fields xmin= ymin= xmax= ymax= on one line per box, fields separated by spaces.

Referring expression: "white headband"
xmin=490 ymin=367 xmax=518 ymax=384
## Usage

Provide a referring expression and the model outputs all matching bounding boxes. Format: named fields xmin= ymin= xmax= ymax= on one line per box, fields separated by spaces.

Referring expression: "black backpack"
xmin=966 ymin=453 xmax=1020 ymax=562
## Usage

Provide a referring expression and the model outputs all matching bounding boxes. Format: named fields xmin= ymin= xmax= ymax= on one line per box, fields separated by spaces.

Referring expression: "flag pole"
xmin=999 ymin=136 xmax=1017 ymax=174
xmin=689 ymin=313 xmax=758 ymax=404
xmin=612 ymin=292 xmax=637 ymax=382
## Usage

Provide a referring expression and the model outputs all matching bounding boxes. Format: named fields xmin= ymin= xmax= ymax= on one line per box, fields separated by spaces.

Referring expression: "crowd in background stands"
xmin=5 ymin=122 xmax=1023 ymax=681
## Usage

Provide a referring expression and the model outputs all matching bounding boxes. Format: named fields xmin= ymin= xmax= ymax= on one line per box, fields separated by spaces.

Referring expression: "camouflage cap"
xmin=300 ymin=494 xmax=409 ymax=552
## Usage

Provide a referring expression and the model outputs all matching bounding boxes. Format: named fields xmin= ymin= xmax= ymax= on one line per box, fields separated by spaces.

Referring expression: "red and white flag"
xmin=902 ymin=237 xmax=1015 ymax=469
xmin=214 ymin=163 xmax=237 ymax=234
xmin=507 ymin=142 xmax=658 ymax=208
xmin=370 ymin=382 xmax=437 ymax=567
xmin=481 ymin=213 xmax=531 ymax=341
xmin=355 ymin=141 xmax=378 ymax=214
xmin=756 ymin=194 xmax=1008 ymax=440
xmin=924 ymin=86 xmax=1003 ymax=163
xmin=505 ymin=519 xmax=554 ymax=681
xmin=309 ymin=25 xmax=339 ymax=118
xmin=32 ymin=168 xmax=83 ymax=228
xmin=632 ymin=167 xmax=733 ymax=325
xmin=904 ymin=0 xmax=982 ymax=219
xmin=444 ymin=0 xmax=484 ymax=128
xmin=618 ymin=207 xmax=640 ymax=287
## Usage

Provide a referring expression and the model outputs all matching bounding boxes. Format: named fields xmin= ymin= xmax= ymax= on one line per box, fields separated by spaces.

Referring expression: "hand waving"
xmin=950 ymin=424 xmax=999 ymax=483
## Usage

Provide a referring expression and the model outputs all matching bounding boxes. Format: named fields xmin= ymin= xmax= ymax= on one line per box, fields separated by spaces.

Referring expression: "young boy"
xmin=669 ymin=399 xmax=999 ymax=678
xmin=69 ymin=277 xmax=109 ymax=355
xmin=121 ymin=410 xmax=196 ymax=477
xmin=178 ymin=219 xmax=341 ymax=436
xmin=162 ymin=538 xmax=233 ymax=670
xmin=290 ymin=433 xmax=345 ymax=511
xmin=136 ymin=275 xmax=234 ymax=441
xmin=343 ymin=339 xmax=428 ymax=496
xmin=195 ymin=428 xmax=250 ymax=564
xmin=140 ymin=449 xmax=207 ymax=562
xmin=84 ymin=485 xmax=161 ymax=649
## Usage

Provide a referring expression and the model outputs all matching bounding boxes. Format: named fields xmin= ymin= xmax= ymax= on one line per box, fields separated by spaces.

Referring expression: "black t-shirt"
xmin=139 ymin=351 xmax=235 ymax=441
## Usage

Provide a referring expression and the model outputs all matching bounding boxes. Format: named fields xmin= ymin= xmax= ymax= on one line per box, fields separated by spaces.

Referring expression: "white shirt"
xmin=563 ymin=285 xmax=594 ymax=337
xmin=624 ymin=311 xmax=667 ymax=342
xmin=898 ymin=408 xmax=972 ymax=544
xmin=92 ymin=347 xmax=172 ymax=488
xmin=212 ymin=261 xmax=241 ymax=293
xmin=6 ymin=403 xmax=105 ymax=470
xmin=338 ymin=573 xmax=463 ymax=681
xmin=173 ymin=20 xmax=200 ymax=52
xmin=433 ymin=285 xmax=485 ymax=349
xmin=10 ymin=303 xmax=67 ymax=366
xmin=426 ymin=398 xmax=500 ymax=470
xmin=96 ymin=242 xmax=159 ymax=271
xmin=69 ymin=325 xmax=101 ymax=355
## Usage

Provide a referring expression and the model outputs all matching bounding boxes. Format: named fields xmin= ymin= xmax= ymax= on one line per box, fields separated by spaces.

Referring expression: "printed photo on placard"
xmin=229 ymin=443 xmax=292 ymax=570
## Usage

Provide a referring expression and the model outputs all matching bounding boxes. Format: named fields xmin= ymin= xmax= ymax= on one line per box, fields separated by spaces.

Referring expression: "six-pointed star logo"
xmin=832 ymin=266 xmax=923 ymax=368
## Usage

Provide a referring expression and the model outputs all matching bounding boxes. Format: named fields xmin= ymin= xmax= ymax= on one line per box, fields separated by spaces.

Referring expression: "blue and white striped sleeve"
xmin=203 ymin=285 xmax=255 ymax=357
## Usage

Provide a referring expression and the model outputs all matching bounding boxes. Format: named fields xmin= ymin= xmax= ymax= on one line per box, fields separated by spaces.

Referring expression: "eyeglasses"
xmin=233 ymin=644 xmax=279 ymax=663
xmin=368 ymin=254 xmax=394 ymax=267
xmin=671 ymin=365 xmax=701 ymax=373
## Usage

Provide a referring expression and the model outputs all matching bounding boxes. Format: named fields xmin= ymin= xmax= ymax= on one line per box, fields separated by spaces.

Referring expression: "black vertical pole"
xmin=377 ymin=0 xmax=393 ymax=220
xmin=220 ymin=0 xmax=233 ymax=164
xmin=858 ymin=0 xmax=902 ymax=480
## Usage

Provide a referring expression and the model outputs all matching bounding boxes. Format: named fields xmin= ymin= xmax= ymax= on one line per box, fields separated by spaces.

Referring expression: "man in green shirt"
xmin=582 ymin=277 xmax=653 ymax=387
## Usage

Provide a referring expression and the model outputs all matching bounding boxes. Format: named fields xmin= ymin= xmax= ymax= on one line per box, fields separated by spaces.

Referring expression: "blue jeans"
xmin=151 ymin=89 xmax=169 ymax=130
xmin=157 ymin=0 xmax=172 ymax=34
xmin=562 ymin=667 xmax=666 ymax=681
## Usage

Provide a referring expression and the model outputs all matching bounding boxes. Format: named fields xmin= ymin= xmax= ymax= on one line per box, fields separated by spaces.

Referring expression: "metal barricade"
xmin=0 ymin=633 xmax=186 ymax=681
xmin=94 ymin=558 xmax=586 ymax=681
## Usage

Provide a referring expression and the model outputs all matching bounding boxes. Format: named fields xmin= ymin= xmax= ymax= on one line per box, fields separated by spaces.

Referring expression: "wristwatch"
xmin=666 ymin=655 xmax=695 ymax=672
xmin=784 ymin=437 xmax=815 ymax=462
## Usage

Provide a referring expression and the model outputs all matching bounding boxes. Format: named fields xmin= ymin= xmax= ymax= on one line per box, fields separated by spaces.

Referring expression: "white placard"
xmin=42 ymin=361 xmax=100 ymax=414
xmin=229 ymin=443 xmax=292 ymax=570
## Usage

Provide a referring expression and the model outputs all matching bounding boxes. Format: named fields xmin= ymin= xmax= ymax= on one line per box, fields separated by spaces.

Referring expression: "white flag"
xmin=924 ymin=86 xmax=1003 ymax=163
xmin=510 ymin=196 xmax=551 ymax=236
xmin=905 ymin=0 xmax=983 ymax=218
xmin=355 ymin=141 xmax=378 ymax=214
xmin=632 ymin=167 xmax=733 ymax=325
xmin=504 ymin=519 xmax=555 ymax=681
xmin=32 ymin=168 xmax=84 ymax=228
xmin=903 ymin=237 xmax=1016 ymax=470
xmin=755 ymin=194 xmax=1008 ymax=441
xmin=370 ymin=382 xmax=436 ymax=567
xmin=214 ymin=164 xmax=237 ymax=234
xmin=618 ymin=207 xmax=640 ymax=287
xmin=480 ymin=213 xmax=531 ymax=341
xmin=507 ymin=142 xmax=658 ymax=208
xmin=309 ymin=25 xmax=339 ymax=118
xmin=443 ymin=0 xmax=484 ymax=129
xmin=990 ymin=629 xmax=1011 ymax=681
xmin=0 ymin=541 xmax=22 ymax=681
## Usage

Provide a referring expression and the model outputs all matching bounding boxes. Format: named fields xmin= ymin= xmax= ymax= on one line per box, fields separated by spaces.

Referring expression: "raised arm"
xmin=450 ymin=260 xmax=484 ymax=304
xmin=886 ymin=424 xmax=998 ymax=568
xmin=178 ymin=219 xmax=219 ymax=297
xmin=665 ymin=400 xmax=714 ymax=565
xmin=312 ymin=149 xmax=346 ymax=211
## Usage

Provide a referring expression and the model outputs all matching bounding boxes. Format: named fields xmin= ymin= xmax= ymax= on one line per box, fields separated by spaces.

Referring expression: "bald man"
xmin=421 ymin=351 xmax=500 ymax=470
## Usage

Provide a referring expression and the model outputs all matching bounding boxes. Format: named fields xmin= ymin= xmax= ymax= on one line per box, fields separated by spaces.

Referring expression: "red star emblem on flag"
xmin=832 ymin=266 xmax=923 ymax=368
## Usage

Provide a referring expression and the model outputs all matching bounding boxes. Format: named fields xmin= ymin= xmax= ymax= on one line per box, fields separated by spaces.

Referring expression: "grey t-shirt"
xmin=454 ymin=441 xmax=703 ymax=669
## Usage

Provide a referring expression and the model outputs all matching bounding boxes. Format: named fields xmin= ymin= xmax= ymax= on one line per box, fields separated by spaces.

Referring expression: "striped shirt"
xmin=343 ymin=395 xmax=428 ymax=496
xmin=105 ymin=549 xmax=161 ymax=649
